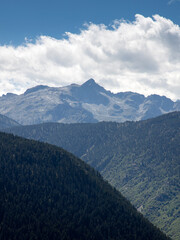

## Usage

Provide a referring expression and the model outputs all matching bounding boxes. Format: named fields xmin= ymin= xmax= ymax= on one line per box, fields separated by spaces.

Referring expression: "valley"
xmin=3 ymin=111 xmax=180 ymax=239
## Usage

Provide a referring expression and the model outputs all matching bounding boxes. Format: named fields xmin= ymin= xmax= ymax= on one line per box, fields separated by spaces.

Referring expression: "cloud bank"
xmin=0 ymin=14 xmax=180 ymax=100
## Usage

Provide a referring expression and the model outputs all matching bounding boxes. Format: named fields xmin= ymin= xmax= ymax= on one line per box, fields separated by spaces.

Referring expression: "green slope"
xmin=5 ymin=111 xmax=180 ymax=239
xmin=0 ymin=132 xmax=170 ymax=240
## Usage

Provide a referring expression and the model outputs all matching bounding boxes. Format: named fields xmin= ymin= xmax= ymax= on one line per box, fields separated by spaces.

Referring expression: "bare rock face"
xmin=0 ymin=79 xmax=179 ymax=125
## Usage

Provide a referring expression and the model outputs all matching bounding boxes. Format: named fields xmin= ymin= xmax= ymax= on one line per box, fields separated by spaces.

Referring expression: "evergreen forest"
xmin=0 ymin=132 xmax=171 ymax=240
xmin=5 ymin=111 xmax=180 ymax=239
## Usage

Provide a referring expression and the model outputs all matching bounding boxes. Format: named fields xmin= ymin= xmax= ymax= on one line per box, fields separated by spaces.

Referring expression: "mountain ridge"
xmin=0 ymin=113 xmax=21 ymax=129
xmin=0 ymin=79 xmax=179 ymax=125
xmin=4 ymin=111 xmax=180 ymax=239
xmin=0 ymin=131 xmax=170 ymax=240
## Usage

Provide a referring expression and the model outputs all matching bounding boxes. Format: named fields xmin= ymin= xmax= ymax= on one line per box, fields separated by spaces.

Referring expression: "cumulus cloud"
xmin=0 ymin=14 xmax=180 ymax=100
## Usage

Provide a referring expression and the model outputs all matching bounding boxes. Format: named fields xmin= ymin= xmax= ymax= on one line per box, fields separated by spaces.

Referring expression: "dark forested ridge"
xmin=0 ymin=132 xmax=170 ymax=240
xmin=5 ymin=111 xmax=180 ymax=239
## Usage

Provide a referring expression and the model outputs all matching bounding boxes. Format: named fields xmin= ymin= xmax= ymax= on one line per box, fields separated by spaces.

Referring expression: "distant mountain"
xmin=0 ymin=79 xmax=179 ymax=125
xmin=6 ymin=111 xmax=180 ymax=239
xmin=0 ymin=113 xmax=20 ymax=129
xmin=0 ymin=131 xmax=170 ymax=240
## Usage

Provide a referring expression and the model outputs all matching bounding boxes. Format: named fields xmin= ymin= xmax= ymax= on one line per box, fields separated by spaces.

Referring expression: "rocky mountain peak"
xmin=0 ymin=79 xmax=179 ymax=125
xmin=82 ymin=78 xmax=96 ymax=86
xmin=24 ymin=85 xmax=49 ymax=95
xmin=80 ymin=78 xmax=106 ymax=92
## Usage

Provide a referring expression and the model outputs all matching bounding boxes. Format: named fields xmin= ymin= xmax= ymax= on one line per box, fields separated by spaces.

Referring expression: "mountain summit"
xmin=81 ymin=78 xmax=106 ymax=92
xmin=0 ymin=79 xmax=179 ymax=125
xmin=81 ymin=78 xmax=97 ymax=87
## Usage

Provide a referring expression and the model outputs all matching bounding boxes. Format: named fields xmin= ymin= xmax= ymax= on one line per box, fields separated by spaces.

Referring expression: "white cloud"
xmin=0 ymin=14 xmax=180 ymax=100
xmin=168 ymin=0 xmax=180 ymax=5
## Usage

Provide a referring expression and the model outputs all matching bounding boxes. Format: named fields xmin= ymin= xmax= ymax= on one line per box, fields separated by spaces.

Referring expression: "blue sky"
xmin=0 ymin=0 xmax=180 ymax=100
xmin=1 ymin=0 xmax=179 ymax=45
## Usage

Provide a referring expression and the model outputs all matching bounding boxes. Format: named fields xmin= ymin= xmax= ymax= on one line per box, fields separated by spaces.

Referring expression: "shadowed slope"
xmin=5 ymin=111 xmax=180 ymax=239
xmin=0 ymin=132 xmax=170 ymax=240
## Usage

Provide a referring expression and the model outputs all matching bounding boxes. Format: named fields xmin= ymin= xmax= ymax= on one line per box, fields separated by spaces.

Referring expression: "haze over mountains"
xmin=0 ymin=79 xmax=179 ymax=125
xmin=0 ymin=113 xmax=20 ymax=130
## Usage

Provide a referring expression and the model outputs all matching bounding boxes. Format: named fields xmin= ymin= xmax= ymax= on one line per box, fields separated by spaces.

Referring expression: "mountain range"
xmin=0 ymin=79 xmax=179 ymax=125
xmin=0 ymin=131 xmax=170 ymax=240
xmin=1 ymin=78 xmax=179 ymax=239
xmin=4 ymin=111 xmax=180 ymax=240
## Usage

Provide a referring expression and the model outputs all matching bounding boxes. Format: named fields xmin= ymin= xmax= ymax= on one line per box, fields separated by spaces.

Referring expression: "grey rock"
xmin=0 ymin=79 xmax=179 ymax=125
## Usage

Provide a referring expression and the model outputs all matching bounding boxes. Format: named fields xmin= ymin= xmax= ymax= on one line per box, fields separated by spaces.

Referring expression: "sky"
xmin=0 ymin=0 xmax=180 ymax=100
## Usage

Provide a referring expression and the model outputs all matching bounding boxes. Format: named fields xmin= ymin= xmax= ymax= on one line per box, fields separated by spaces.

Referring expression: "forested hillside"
xmin=0 ymin=132 xmax=170 ymax=240
xmin=5 ymin=111 xmax=180 ymax=239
